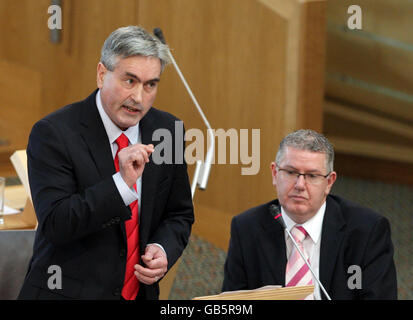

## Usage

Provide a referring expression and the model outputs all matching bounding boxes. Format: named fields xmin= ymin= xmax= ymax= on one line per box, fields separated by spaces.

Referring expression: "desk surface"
xmin=4 ymin=185 xmax=27 ymax=210
xmin=1 ymin=185 xmax=34 ymax=230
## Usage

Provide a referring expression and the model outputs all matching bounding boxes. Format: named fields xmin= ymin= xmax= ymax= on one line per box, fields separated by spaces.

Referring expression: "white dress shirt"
xmin=95 ymin=90 xmax=141 ymax=211
xmin=282 ymin=201 xmax=326 ymax=300
xmin=95 ymin=90 xmax=166 ymax=255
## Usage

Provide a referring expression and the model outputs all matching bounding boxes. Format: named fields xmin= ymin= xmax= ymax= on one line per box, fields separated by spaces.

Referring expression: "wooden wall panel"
xmin=0 ymin=0 xmax=326 ymax=249
xmin=0 ymin=0 xmax=326 ymax=298
xmin=324 ymin=0 xmax=413 ymax=181
xmin=0 ymin=61 xmax=41 ymax=157
xmin=0 ymin=0 xmax=139 ymax=175
xmin=0 ymin=0 xmax=139 ymax=116
xmin=327 ymin=0 xmax=413 ymax=45
xmin=326 ymin=0 xmax=413 ymax=120
xmin=137 ymin=0 xmax=326 ymax=249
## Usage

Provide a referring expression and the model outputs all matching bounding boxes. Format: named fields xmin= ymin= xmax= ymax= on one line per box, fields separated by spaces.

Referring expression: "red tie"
xmin=114 ymin=133 xmax=140 ymax=300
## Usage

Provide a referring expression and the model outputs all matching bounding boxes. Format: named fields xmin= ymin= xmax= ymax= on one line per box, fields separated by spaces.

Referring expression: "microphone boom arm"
xmin=154 ymin=28 xmax=214 ymax=199
xmin=285 ymin=227 xmax=332 ymax=300
xmin=270 ymin=204 xmax=332 ymax=300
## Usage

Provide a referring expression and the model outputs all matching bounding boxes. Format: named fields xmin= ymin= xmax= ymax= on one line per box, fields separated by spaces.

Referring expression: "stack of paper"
xmin=193 ymin=285 xmax=314 ymax=300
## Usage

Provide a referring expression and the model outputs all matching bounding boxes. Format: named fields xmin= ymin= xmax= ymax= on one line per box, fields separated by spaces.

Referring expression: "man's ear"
xmin=96 ymin=62 xmax=107 ymax=89
xmin=325 ymin=171 xmax=337 ymax=195
xmin=270 ymin=162 xmax=277 ymax=186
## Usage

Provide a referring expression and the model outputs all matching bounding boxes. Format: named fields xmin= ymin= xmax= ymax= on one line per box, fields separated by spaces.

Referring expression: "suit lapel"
xmin=256 ymin=196 xmax=346 ymax=296
xmin=78 ymin=91 xmax=127 ymax=239
xmin=79 ymin=90 xmax=115 ymax=179
xmin=258 ymin=200 xmax=287 ymax=286
xmin=138 ymin=109 xmax=159 ymax=247
xmin=319 ymin=195 xmax=346 ymax=299
xmin=79 ymin=98 xmax=162 ymax=248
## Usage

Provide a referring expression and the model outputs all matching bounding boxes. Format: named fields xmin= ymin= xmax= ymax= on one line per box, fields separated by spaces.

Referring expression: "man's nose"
xmin=131 ymin=84 xmax=143 ymax=104
xmin=294 ymin=174 xmax=306 ymax=190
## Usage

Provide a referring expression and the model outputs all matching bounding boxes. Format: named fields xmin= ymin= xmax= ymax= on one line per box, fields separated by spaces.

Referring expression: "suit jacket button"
xmin=113 ymin=287 xmax=121 ymax=296
xmin=120 ymin=249 xmax=126 ymax=257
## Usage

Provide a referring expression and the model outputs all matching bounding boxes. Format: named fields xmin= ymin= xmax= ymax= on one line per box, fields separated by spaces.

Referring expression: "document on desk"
xmin=2 ymin=205 xmax=20 ymax=215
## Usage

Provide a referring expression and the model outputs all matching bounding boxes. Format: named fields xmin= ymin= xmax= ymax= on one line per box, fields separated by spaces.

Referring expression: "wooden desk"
xmin=4 ymin=185 xmax=27 ymax=210
xmin=0 ymin=185 xmax=36 ymax=299
xmin=1 ymin=185 xmax=36 ymax=230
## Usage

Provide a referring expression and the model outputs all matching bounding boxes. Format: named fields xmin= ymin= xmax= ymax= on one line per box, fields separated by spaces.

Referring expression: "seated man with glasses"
xmin=222 ymin=129 xmax=397 ymax=299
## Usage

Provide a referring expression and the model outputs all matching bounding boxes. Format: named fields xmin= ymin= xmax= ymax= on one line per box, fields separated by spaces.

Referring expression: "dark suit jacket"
xmin=18 ymin=90 xmax=194 ymax=300
xmin=222 ymin=195 xmax=397 ymax=299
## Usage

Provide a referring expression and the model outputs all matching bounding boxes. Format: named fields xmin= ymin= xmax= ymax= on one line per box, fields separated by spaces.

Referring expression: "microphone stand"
xmin=153 ymin=28 xmax=214 ymax=199
xmin=284 ymin=227 xmax=332 ymax=300
xmin=271 ymin=205 xmax=332 ymax=300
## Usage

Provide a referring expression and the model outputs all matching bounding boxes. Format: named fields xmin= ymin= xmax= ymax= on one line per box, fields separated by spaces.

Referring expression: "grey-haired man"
xmin=19 ymin=26 xmax=194 ymax=300
xmin=223 ymin=129 xmax=397 ymax=299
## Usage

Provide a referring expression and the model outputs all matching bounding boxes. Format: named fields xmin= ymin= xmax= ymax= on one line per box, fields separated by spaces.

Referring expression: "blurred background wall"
xmin=0 ymin=0 xmax=411 ymax=299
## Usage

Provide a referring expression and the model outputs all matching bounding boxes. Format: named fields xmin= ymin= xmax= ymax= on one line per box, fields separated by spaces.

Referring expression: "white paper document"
xmin=2 ymin=205 xmax=21 ymax=215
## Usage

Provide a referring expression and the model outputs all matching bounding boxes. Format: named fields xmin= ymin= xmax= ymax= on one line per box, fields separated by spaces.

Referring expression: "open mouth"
xmin=123 ymin=105 xmax=140 ymax=113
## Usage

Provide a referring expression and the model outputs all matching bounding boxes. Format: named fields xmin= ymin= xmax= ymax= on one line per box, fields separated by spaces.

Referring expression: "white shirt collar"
xmin=281 ymin=201 xmax=326 ymax=244
xmin=95 ymin=90 xmax=139 ymax=145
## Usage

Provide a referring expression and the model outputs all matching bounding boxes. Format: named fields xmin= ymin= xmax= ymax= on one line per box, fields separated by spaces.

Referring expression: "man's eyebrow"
xmin=282 ymin=165 xmax=299 ymax=172
xmin=125 ymin=72 xmax=140 ymax=81
xmin=283 ymin=165 xmax=322 ymax=173
xmin=125 ymin=72 xmax=160 ymax=83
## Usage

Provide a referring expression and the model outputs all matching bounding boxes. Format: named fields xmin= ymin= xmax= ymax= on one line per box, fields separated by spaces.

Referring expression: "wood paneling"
xmin=325 ymin=100 xmax=413 ymax=141
xmin=325 ymin=0 xmax=413 ymax=121
xmin=334 ymin=153 xmax=413 ymax=186
xmin=138 ymin=0 xmax=286 ymax=218
xmin=324 ymin=0 xmax=413 ymax=184
xmin=326 ymin=28 xmax=413 ymax=104
xmin=299 ymin=0 xmax=326 ymax=131
xmin=0 ymin=60 xmax=41 ymax=152
xmin=0 ymin=60 xmax=41 ymax=176
xmin=0 ymin=0 xmax=327 ymax=297
xmin=137 ymin=0 xmax=326 ymax=249
xmin=0 ymin=0 xmax=139 ymax=176
xmin=325 ymin=78 xmax=413 ymax=123
xmin=327 ymin=0 xmax=413 ymax=45
xmin=0 ymin=0 xmax=139 ymax=116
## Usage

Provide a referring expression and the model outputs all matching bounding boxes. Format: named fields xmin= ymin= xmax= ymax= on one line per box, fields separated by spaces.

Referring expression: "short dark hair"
xmin=275 ymin=129 xmax=334 ymax=172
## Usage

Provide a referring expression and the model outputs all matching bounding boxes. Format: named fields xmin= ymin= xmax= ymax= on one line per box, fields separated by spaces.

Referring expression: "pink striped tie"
xmin=285 ymin=226 xmax=313 ymax=298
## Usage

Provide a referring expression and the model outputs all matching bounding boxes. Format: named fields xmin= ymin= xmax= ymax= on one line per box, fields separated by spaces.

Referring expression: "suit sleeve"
xmin=149 ymin=164 xmax=194 ymax=269
xmin=222 ymin=217 xmax=249 ymax=292
xmin=360 ymin=216 xmax=398 ymax=299
xmin=27 ymin=119 xmax=130 ymax=246
xmin=146 ymin=122 xmax=194 ymax=270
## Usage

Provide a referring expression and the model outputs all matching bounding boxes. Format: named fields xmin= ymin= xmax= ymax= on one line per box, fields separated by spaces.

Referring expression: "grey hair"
xmin=100 ymin=25 xmax=171 ymax=72
xmin=275 ymin=129 xmax=335 ymax=172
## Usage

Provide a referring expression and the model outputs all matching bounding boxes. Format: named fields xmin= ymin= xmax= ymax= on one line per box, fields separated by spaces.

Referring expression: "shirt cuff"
xmin=147 ymin=243 xmax=167 ymax=257
xmin=113 ymin=172 xmax=138 ymax=206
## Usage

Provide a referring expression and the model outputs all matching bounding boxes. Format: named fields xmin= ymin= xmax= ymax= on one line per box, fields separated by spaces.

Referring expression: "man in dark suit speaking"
xmin=222 ymin=129 xmax=397 ymax=299
xmin=18 ymin=26 xmax=194 ymax=300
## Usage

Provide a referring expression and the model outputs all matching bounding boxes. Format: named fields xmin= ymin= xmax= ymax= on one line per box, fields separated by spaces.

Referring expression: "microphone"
xmin=153 ymin=27 xmax=215 ymax=199
xmin=269 ymin=204 xmax=332 ymax=300
xmin=269 ymin=204 xmax=285 ymax=228
xmin=153 ymin=28 xmax=166 ymax=44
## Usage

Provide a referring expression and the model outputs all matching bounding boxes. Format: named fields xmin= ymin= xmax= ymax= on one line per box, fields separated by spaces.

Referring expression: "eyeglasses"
xmin=277 ymin=166 xmax=331 ymax=185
